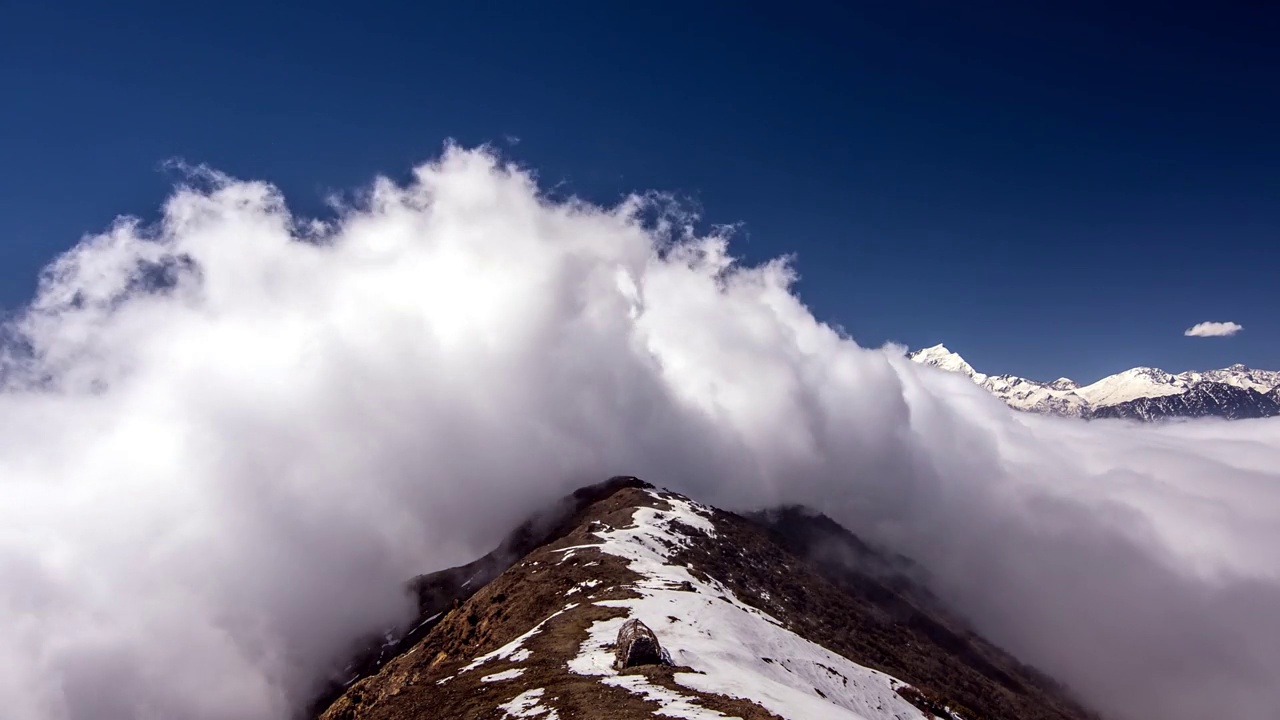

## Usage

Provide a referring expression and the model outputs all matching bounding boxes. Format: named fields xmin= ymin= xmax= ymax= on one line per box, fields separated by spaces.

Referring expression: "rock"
xmin=614 ymin=619 xmax=669 ymax=669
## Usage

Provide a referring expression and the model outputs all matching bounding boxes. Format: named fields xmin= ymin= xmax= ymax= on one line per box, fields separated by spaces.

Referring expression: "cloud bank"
xmin=1185 ymin=321 xmax=1243 ymax=337
xmin=1 ymin=146 xmax=1278 ymax=720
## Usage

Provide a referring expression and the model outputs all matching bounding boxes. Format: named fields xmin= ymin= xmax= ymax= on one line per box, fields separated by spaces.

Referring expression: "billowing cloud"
xmin=1 ymin=145 xmax=1278 ymax=720
xmin=1185 ymin=321 xmax=1243 ymax=337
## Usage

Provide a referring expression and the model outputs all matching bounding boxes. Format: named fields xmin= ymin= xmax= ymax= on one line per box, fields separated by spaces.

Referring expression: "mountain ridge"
xmin=909 ymin=344 xmax=1280 ymax=420
xmin=315 ymin=478 xmax=1098 ymax=720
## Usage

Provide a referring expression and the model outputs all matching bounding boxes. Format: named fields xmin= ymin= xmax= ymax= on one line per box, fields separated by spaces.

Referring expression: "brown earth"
xmin=307 ymin=477 xmax=654 ymax=714
xmin=320 ymin=485 xmax=781 ymax=719
xmin=314 ymin=479 xmax=1099 ymax=720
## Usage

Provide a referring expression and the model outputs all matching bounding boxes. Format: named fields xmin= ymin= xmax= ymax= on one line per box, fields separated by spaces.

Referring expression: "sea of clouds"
xmin=2 ymin=145 xmax=1277 ymax=720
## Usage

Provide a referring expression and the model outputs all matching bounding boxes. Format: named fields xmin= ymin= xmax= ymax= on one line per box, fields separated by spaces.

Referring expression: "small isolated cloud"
xmin=1184 ymin=321 xmax=1243 ymax=338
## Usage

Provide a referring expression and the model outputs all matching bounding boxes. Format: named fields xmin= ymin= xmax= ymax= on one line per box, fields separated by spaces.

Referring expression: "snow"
xmin=553 ymin=544 xmax=604 ymax=555
xmin=603 ymin=674 xmax=738 ymax=719
xmin=1075 ymin=367 xmax=1187 ymax=406
xmin=910 ymin=343 xmax=1280 ymax=415
xmin=459 ymin=603 xmax=577 ymax=673
xmin=498 ymin=688 xmax=561 ymax=718
xmin=565 ymin=579 xmax=601 ymax=596
xmin=407 ymin=611 xmax=442 ymax=635
xmin=499 ymin=688 xmax=544 ymax=716
xmin=567 ymin=490 xmax=928 ymax=720
xmin=1178 ymin=366 xmax=1280 ymax=394
xmin=909 ymin=344 xmax=980 ymax=379
xmin=910 ymin=345 xmax=1087 ymax=415
xmin=482 ymin=668 xmax=526 ymax=683
xmin=979 ymin=373 xmax=1088 ymax=415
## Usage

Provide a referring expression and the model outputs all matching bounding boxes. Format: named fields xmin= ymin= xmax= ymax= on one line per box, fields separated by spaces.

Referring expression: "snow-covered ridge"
xmin=908 ymin=344 xmax=1090 ymax=415
xmin=319 ymin=478 xmax=1081 ymax=720
xmin=569 ymin=490 xmax=932 ymax=720
xmin=909 ymin=344 xmax=1280 ymax=417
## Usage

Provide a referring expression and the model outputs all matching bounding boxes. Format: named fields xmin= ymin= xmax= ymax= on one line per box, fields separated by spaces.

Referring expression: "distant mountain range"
xmin=909 ymin=344 xmax=1280 ymax=421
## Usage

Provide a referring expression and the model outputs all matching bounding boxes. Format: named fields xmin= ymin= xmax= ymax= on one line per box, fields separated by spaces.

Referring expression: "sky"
xmin=4 ymin=6 xmax=1280 ymax=719
xmin=1 ymin=0 xmax=1277 ymax=383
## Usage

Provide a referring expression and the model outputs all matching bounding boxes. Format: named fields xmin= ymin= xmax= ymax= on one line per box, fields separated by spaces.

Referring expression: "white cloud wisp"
xmin=1 ymin=146 xmax=1279 ymax=720
xmin=1185 ymin=321 xmax=1243 ymax=337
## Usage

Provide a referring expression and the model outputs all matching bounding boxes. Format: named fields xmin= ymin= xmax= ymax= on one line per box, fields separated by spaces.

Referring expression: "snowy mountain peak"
xmin=910 ymin=346 xmax=1086 ymax=415
xmin=909 ymin=343 xmax=1280 ymax=420
xmin=1075 ymin=367 xmax=1186 ymax=406
xmin=1180 ymin=365 xmax=1280 ymax=393
xmin=1122 ymin=366 xmax=1172 ymax=380
xmin=907 ymin=344 xmax=981 ymax=380
xmin=908 ymin=343 xmax=955 ymax=361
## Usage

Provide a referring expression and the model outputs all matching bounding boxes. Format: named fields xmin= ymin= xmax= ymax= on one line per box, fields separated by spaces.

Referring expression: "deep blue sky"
xmin=2 ymin=1 xmax=1276 ymax=383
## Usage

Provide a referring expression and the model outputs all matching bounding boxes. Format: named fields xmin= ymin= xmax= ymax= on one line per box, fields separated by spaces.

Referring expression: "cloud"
xmin=1 ymin=145 xmax=1278 ymax=720
xmin=1185 ymin=321 xmax=1243 ymax=337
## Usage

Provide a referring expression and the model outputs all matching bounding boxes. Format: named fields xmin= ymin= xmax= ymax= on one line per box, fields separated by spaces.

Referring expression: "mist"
xmin=1 ymin=145 xmax=1277 ymax=720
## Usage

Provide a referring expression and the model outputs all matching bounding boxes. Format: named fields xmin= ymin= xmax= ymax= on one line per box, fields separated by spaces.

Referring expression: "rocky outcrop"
xmin=614 ymin=619 xmax=669 ymax=669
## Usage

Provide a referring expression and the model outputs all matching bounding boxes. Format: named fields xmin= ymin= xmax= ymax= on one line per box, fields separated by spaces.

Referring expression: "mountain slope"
xmin=1183 ymin=364 xmax=1280 ymax=394
xmin=307 ymin=476 xmax=657 ymax=714
xmin=1089 ymin=382 xmax=1280 ymax=421
xmin=908 ymin=344 xmax=1280 ymax=421
xmin=908 ymin=345 xmax=1089 ymax=415
xmin=317 ymin=479 xmax=1096 ymax=720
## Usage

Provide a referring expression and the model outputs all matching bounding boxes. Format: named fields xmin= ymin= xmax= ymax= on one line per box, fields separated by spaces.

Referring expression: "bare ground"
xmin=317 ymin=480 xmax=1098 ymax=720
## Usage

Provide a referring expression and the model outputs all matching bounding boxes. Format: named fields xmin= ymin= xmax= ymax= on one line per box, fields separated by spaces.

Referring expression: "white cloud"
xmin=0 ymin=145 xmax=1278 ymax=720
xmin=1185 ymin=321 xmax=1243 ymax=337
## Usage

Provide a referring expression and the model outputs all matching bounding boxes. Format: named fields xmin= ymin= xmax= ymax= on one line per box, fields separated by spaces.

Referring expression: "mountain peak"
xmin=1126 ymin=365 xmax=1168 ymax=375
xmin=908 ymin=344 xmax=1280 ymax=421
xmin=908 ymin=343 xmax=980 ymax=379
xmin=908 ymin=343 xmax=955 ymax=362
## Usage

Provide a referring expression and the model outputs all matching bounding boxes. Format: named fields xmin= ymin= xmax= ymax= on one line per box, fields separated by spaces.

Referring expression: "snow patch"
xmin=482 ymin=668 xmax=526 ymax=683
xmin=566 ymin=579 xmax=601 ymax=596
xmin=407 ymin=611 xmax=442 ymax=635
xmin=460 ymin=603 xmax=578 ymax=673
xmin=553 ymin=544 xmax=603 ymax=555
xmin=604 ymin=674 xmax=737 ymax=719
xmin=498 ymin=687 xmax=561 ymax=718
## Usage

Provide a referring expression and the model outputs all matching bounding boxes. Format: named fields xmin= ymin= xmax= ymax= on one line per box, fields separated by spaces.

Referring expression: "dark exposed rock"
xmin=614 ymin=619 xmax=670 ymax=669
